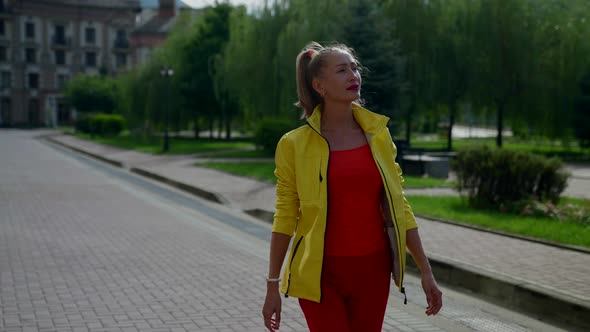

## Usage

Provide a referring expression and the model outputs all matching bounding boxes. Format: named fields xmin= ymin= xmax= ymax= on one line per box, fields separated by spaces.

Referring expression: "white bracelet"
xmin=266 ymin=276 xmax=281 ymax=282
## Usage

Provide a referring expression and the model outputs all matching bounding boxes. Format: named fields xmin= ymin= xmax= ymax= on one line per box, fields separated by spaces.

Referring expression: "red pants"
xmin=299 ymin=248 xmax=392 ymax=332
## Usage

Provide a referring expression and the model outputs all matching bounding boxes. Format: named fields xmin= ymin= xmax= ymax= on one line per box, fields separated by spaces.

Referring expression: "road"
xmin=0 ymin=130 xmax=569 ymax=332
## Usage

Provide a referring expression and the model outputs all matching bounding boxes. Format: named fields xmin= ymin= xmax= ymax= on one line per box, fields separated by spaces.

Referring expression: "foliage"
xmin=253 ymin=118 xmax=295 ymax=156
xmin=453 ymin=146 xmax=570 ymax=207
xmin=74 ymin=114 xmax=92 ymax=134
xmin=74 ymin=113 xmax=125 ymax=136
xmin=89 ymin=114 xmax=126 ymax=136
xmin=574 ymin=72 xmax=590 ymax=147
xmin=106 ymin=0 xmax=590 ymax=147
xmin=64 ymin=75 xmax=117 ymax=114
xmin=518 ymin=200 xmax=590 ymax=226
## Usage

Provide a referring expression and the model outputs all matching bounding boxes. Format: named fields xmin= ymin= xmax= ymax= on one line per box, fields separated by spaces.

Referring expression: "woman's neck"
xmin=321 ymin=102 xmax=356 ymax=131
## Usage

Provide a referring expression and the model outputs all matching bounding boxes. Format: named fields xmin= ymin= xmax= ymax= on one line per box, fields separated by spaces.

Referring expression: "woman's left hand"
xmin=421 ymin=273 xmax=442 ymax=316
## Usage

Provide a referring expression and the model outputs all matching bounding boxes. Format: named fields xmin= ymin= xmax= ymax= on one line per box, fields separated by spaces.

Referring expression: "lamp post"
xmin=160 ymin=66 xmax=174 ymax=152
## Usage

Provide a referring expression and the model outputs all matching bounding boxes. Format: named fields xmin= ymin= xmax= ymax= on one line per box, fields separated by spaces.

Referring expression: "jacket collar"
xmin=306 ymin=103 xmax=390 ymax=135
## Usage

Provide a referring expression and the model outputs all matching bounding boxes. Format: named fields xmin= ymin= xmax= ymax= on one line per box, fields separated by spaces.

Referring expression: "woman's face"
xmin=314 ymin=50 xmax=361 ymax=104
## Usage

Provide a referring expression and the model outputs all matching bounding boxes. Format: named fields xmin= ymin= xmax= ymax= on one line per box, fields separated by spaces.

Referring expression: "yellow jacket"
xmin=272 ymin=103 xmax=418 ymax=303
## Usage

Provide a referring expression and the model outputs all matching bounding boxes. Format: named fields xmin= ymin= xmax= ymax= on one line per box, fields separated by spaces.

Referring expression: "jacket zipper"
xmin=374 ymin=152 xmax=408 ymax=304
xmin=305 ymin=122 xmax=330 ymax=303
xmin=285 ymin=235 xmax=304 ymax=297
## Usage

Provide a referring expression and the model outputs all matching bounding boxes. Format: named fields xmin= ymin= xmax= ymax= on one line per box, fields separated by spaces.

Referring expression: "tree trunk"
xmin=225 ymin=111 xmax=232 ymax=140
xmin=209 ymin=115 xmax=214 ymax=139
xmin=496 ymin=102 xmax=504 ymax=148
xmin=405 ymin=105 xmax=413 ymax=145
xmin=447 ymin=100 xmax=456 ymax=151
xmin=193 ymin=112 xmax=199 ymax=139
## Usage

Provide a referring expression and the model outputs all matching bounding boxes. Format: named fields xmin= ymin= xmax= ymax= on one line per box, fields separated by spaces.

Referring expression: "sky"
xmin=140 ymin=0 xmax=266 ymax=9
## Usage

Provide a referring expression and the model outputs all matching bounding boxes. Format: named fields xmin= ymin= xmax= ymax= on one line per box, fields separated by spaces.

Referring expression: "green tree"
xmin=574 ymin=72 xmax=590 ymax=147
xmin=64 ymin=75 xmax=117 ymax=114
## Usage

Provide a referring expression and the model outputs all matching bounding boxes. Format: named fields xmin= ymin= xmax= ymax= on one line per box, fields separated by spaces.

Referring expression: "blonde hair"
xmin=294 ymin=41 xmax=361 ymax=118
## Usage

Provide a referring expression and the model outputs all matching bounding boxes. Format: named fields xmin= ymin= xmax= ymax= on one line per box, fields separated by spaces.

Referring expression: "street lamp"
xmin=160 ymin=66 xmax=174 ymax=152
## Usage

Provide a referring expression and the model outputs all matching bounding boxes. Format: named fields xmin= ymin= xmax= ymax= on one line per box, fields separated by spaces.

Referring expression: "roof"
xmin=132 ymin=12 xmax=178 ymax=36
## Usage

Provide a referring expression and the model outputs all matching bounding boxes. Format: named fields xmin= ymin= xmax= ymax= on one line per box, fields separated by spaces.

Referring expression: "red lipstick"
xmin=347 ymin=84 xmax=360 ymax=91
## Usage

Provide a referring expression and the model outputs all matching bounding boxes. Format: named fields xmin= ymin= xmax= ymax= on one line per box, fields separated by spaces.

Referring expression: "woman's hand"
xmin=262 ymin=285 xmax=282 ymax=331
xmin=421 ymin=273 xmax=443 ymax=316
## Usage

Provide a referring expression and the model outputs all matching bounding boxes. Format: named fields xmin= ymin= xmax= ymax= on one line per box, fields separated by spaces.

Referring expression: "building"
xmin=132 ymin=0 xmax=200 ymax=65
xmin=0 ymin=0 xmax=141 ymax=127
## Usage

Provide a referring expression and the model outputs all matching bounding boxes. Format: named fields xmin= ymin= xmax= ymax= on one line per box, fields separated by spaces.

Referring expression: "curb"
xmin=415 ymin=215 xmax=590 ymax=255
xmin=44 ymin=135 xmax=590 ymax=330
xmin=405 ymin=257 xmax=589 ymax=331
xmin=129 ymin=167 xmax=228 ymax=205
xmin=44 ymin=136 xmax=124 ymax=168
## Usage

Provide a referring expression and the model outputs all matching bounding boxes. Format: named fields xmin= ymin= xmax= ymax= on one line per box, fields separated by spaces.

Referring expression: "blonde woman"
xmin=262 ymin=41 xmax=442 ymax=332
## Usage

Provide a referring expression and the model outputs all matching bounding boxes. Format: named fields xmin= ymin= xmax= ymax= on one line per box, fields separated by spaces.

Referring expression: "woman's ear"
xmin=312 ymin=79 xmax=324 ymax=97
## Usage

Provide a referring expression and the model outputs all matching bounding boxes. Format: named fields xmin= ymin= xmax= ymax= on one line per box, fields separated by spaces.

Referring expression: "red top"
xmin=324 ymin=144 xmax=388 ymax=256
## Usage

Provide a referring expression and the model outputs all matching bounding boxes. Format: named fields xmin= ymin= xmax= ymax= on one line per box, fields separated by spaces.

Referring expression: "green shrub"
xmin=253 ymin=118 xmax=294 ymax=156
xmin=453 ymin=146 xmax=569 ymax=208
xmin=89 ymin=113 xmax=126 ymax=136
xmin=74 ymin=115 xmax=93 ymax=133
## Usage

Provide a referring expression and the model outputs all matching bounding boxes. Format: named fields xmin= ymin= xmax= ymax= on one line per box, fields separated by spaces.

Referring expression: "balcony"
xmin=51 ymin=35 xmax=71 ymax=48
xmin=112 ymin=38 xmax=130 ymax=51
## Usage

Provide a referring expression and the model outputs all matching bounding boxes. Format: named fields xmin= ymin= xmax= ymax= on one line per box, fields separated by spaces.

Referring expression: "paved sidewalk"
xmin=46 ymin=133 xmax=590 ymax=329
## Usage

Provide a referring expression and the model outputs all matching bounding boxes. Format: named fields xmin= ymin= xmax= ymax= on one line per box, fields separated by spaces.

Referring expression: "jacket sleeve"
xmin=389 ymin=135 xmax=419 ymax=230
xmin=272 ymin=134 xmax=299 ymax=236
xmin=395 ymin=161 xmax=419 ymax=230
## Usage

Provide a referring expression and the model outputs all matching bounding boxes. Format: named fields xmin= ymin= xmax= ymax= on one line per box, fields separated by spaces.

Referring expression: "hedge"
xmin=453 ymin=146 xmax=570 ymax=208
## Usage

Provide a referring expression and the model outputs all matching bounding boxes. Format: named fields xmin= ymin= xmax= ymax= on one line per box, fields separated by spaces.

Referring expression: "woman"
xmin=262 ymin=41 xmax=442 ymax=332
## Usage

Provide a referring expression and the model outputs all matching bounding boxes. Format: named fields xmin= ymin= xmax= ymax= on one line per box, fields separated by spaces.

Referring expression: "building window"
xmin=85 ymin=52 xmax=96 ymax=67
xmin=28 ymin=73 xmax=39 ymax=89
xmin=53 ymin=24 xmax=66 ymax=45
xmin=85 ymin=27 xmax=95 ymax=44
xmin=57 ymin=74 xmax=68 ymax=89
xmin=114 ymin=29 xmax=129 ymax=48
xmin=25 ymin=22 xmax=35 ymax=39
xmin=1 ymin=71 xmax=10 ymax=89
xmin=55 ymin=50 xmax=65 ymax=65
xmin=0 ymin=46 xmax=6 ymax=62
xmin=25 ymin=48 xmax=36 ymax=63
xmin=115 ymin=53 xmax=126 ymax=68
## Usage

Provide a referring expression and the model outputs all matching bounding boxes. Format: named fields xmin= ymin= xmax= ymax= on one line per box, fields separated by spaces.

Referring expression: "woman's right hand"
xmin=262 ymin=286 xmax=282 ymax=331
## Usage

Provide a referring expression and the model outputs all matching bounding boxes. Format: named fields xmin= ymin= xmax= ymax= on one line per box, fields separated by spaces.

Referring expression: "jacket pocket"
xmin=298 ymin=156 xmax=322 ymax=203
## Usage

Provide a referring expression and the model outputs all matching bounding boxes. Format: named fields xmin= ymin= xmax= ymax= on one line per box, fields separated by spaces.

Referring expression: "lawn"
xmin=74 ymin=133 xmax=255 ymax=155
xmin=406 ymin=195 xmax=590 ymax=248
xmin=199 ymin=161 xmax=454 ymax=188
xmin=410 ymin=137 xmax=590 ymax=161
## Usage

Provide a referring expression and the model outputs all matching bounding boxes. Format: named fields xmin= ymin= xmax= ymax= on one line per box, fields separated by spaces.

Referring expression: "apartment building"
xmin=0 ymin=0 xmax=140 ymax=127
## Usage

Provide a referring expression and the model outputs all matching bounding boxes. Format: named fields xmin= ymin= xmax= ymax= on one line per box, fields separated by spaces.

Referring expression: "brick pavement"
xmin=46 ymin=134 xmax=590 ymax=305
xmin=1 ymin=130 xmax=462 ymax=331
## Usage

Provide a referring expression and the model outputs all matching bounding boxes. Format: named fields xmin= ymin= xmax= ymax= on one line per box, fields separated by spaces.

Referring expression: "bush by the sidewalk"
xmin=253 ymin=118 xmax=294 ymax=156
xmin=75 ymin=113 xmax=126 ymax=136
xmin=74 ymin=115 xmax=93 ymax=134
xmin=453 ymin=146 xmax=569 ymax=208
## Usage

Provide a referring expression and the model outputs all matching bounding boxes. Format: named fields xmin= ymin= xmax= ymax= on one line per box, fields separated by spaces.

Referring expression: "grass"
xmin=74 ymin=132 xmax=255 ymax=155
xmin=406 ymin=195 xmax=590 ymax=248
xmin=199 ymin=161 xmax=454 ymax=188
xmin=410 ymin=137 xmax=590 ymax=161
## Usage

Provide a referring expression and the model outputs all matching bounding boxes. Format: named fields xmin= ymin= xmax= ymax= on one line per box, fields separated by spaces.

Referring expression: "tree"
xmin=472 ymin=0 xmax=536 ymax=147
xmin=64 ymin=75 xmax=117 ymax=114
xmin=574 ymin=72 xmax=590 ymax=147
xmin=342 ymin=0 xmax=402 ymax=119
